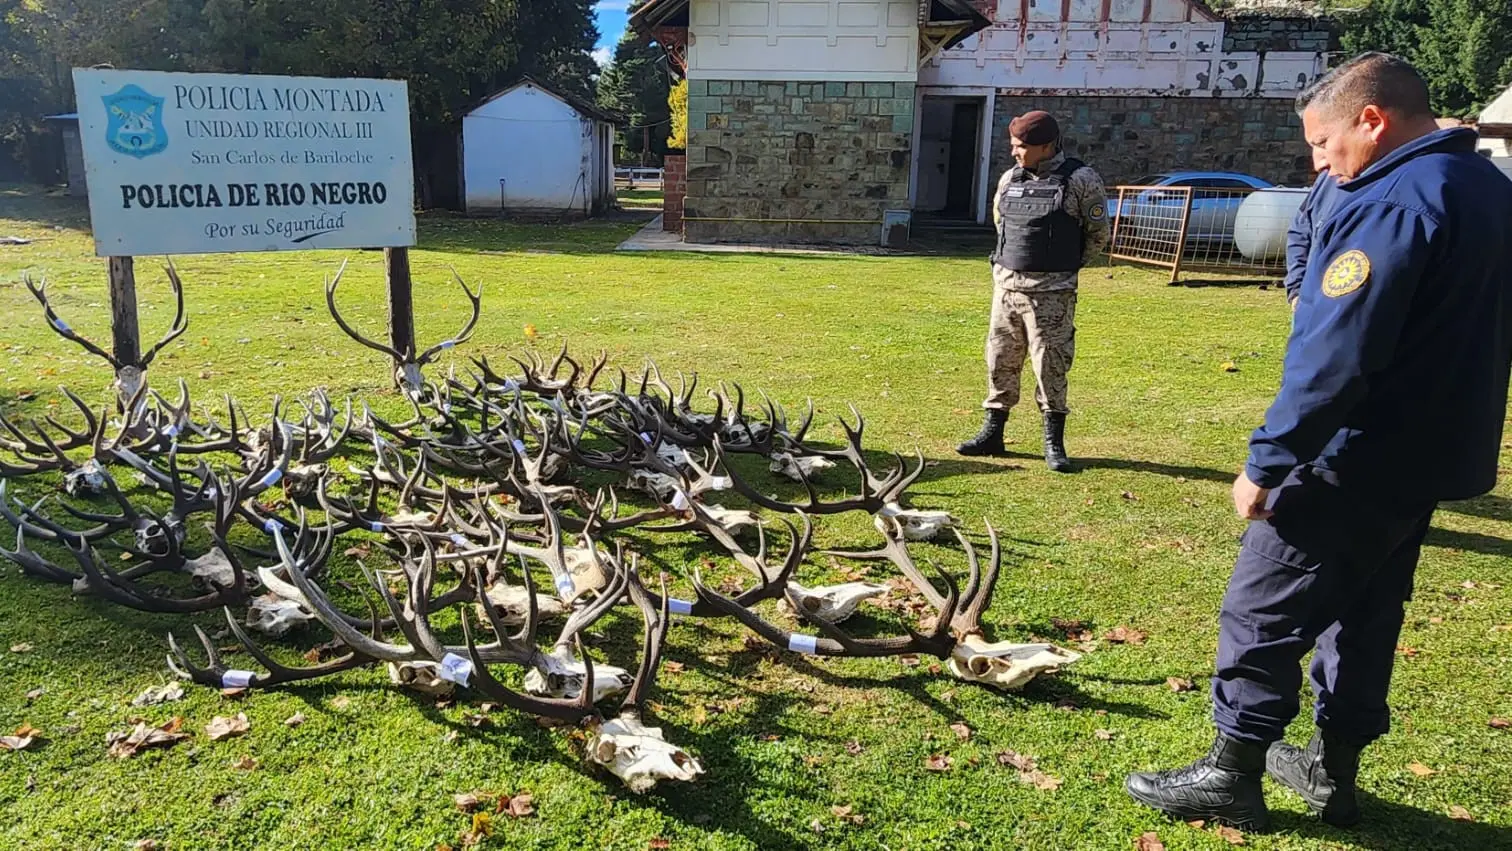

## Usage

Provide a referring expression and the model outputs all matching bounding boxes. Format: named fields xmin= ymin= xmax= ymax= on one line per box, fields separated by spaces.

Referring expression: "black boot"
xmin=1043 ymin=411 xmax=1072 ymax=472
xmin=1266 ymin=730 xmax=1363 ymax=827
xmin=956 ymin=409 xmax=1008 ymax=456
xmin=1125 ymin=734 xmax=1272 ymax=832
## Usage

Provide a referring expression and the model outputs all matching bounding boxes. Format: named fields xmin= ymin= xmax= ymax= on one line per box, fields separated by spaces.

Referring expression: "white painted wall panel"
xmin=463 ymin=85 xmax=593 ymax=213
xmin=688 ymin=0 xmax=918 ymax=81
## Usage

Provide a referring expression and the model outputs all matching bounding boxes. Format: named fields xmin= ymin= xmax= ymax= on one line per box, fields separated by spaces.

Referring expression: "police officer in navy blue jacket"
xmin=1126 ymin=52 xmax=1512 ymax=832
xmin=1283 ymin=165 xmax=1341 ymax=308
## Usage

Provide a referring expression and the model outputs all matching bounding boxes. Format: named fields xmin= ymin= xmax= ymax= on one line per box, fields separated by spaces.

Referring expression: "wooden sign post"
xmin=107 ymin=256 xmax=141 ymax=368
xmin=385 ymin=247 xmax=416 ymax=368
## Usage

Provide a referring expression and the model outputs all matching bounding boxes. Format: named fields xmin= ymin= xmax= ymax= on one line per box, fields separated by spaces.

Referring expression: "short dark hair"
xmin=1295 ymin=51 xmax=1432 ymax=119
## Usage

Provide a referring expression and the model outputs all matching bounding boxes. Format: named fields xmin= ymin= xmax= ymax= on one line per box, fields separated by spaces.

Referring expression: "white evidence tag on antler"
xmin=437 ymin=653 xmax=473 ymax=686
xmin=52 ymin=317 xmax=71 ymax=333
xmin=671 ymin=489 xmax=690 ymax=511
xmin=262 ymin=518 xmax=283 ymax=534
xmin=258 ymin=468 xmax=284 ymax=488
xmin=787 ymin=634 xmax=819 ymax=655
xmin=221 ymin=670 xmax=255 ymax=688
xmin=668 ymin=598 xmax=695 ymax=616
xmin=554 ymin=572 xmax=575 ymax=597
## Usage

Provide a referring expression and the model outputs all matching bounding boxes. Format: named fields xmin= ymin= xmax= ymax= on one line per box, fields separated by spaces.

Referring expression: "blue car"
xmin=1106 ymin=171 xmax=1275 ymax=244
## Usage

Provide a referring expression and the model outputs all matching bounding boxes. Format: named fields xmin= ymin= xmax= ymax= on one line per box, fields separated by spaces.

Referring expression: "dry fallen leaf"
xmin=1449 ymin=805 xmax=1473 ymax=821
xmin=1020 ymin=769 xmax=1063 ymax=791
xmin=206 ymin=713 xmax=250 ymax=741
xmin=1103 ymin=626 xmax=1147 ymax=645
xmin=232 ymin=755 xmax=258 ymax=771
xmin=10 ymin=643 xmax=33 ymax=653
xmin=1221 ymin=361 xmax=1239 ymax=373
xmin=845 ymin=740 xmax=864 ymax=755
xmin=1135 ymin=832 xmax=1166 ymax=851
xmin=284 ymin=712 xmax=306 ymax=728
xmin=997 ymin=750 xmax=1036 ymax=772
xmin=1490 ymin=718 xmax=1510 ymax=729
xmin=503 ymin=793 xmax=535 ymax=818
xmin=662 ymin=661 xmax=685 ymax=674
xmin=132 ymin=683 xmax=185 ymax=707
xmin=330 ymin=695 xmax=351 ymax=710
xmin=648 ymin=840 xmax=671 ymax=850
xmin=454 ymin=793 xmax=482 ymax=812
xmin=1095 ymin=729 xmax=1116 ymax=741
xmin=134 ymin=841 xmax=160 ymax=851
xmin=924 ymin=754 xmax=953 ymax=772
xmin=1167 ymin=677 xmax=1195 ymax=693
xmin=950 ymin=722 xmax=972 ymax=741
xmin=1408 ymin=762 xmax=1436 ymax=777
xmin=1 ymin=724 xmax=39 ymax=751
xmin=1186 ymin=820 xmax=1206 ymax=829
xmin=25 ymin=688 xmax=43 ymax=702
xmin=1216 ymin=824 xmax=1245 ymax=844
xmin=107 ymin=717 xmax=189 ymax=758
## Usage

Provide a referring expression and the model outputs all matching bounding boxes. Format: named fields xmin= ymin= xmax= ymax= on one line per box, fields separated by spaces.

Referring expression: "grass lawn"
xmin=0 ymin=184 xmax=1508 ymax=851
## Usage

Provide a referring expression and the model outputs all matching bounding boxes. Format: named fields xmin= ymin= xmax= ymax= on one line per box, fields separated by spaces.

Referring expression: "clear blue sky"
xmin=593 ymin=1 xmax=632 ymax=64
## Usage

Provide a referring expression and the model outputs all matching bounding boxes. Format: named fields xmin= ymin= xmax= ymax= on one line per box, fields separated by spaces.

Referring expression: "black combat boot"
xmin=1266 ymin=730 xmax=1363 ymax=827
xmin=1125 ymin=734 xmax=1272 ymax=832
xmin=1043 ymin=411 xmax=1072 ymax=472
xmin=956 ymin=409 xmax=1008 ymax=456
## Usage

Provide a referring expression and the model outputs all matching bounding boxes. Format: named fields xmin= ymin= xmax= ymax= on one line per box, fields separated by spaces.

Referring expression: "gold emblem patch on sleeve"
xmin=1322 ymin=250 xmax=1370 ymax=298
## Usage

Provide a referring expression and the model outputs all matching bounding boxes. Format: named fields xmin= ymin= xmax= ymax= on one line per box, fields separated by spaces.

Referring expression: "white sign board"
xmin=72 ymin=67 xmax=415 ymax=256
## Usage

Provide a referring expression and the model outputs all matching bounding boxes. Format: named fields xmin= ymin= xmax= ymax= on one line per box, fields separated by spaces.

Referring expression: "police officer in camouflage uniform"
xmin=956 ymin=111 xmax=1109 ymax=472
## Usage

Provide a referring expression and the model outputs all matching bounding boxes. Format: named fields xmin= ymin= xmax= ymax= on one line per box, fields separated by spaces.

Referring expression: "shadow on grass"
xmin=1423 ymin=526 xmax=1512 ymax=558
xmin=1271 ymin=791 xmax=1512 ymax=851
xmin=996 ymin=450 xmax=1236 ymax=484
xmin=1438 ymin=493 xmax=1512 ymax=522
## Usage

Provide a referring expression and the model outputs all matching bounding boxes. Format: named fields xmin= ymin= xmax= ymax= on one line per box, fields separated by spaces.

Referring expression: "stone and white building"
xmin=631 ymin=0 xmax=1336 ymax=245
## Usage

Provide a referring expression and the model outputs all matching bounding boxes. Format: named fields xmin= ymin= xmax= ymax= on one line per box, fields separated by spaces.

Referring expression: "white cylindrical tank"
xmin=1234 ymin=188 xmax=1309 ymax=262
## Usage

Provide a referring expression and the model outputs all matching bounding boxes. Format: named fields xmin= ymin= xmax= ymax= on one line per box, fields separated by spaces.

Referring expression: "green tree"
xmin=1340 ymin=0 xmax=1512 ymax=117
xmin=595 ymin=1 xmax=672 ymax=165
xmin=667 ymin=77 xmax=686 ymax=151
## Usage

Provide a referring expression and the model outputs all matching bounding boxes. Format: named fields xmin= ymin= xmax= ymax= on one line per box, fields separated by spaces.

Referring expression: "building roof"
xmin=632 ymin=0 xmax=991 ymax=41
xmin=462 ymin=76 xmax=624 ymax=126
xmin=1479 ymin=83 xmax=1512 ymax=137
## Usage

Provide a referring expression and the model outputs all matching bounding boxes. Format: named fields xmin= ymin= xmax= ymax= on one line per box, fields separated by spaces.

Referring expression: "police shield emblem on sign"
xmin=102 ymin=84 xmax=167 ymax=158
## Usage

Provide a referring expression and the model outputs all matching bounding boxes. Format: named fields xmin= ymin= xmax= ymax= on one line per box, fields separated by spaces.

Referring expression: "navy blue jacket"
xmin=1283 ymin=171 xmax=1343 ymax=303
xmin=1246 ymin=128 xmax=1512 ymax=501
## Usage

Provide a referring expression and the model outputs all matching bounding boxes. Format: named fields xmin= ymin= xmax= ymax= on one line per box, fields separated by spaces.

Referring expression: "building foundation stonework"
xmin=683 ymin=79 xmax=915 ymax=245
xmin=988 ymin=94 xmax=1314 ymax=189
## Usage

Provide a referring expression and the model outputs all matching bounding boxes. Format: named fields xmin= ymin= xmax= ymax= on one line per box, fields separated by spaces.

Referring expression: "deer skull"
xmin=588 ymin=713 xmax=704 ymax=793
xmin=947 ymin=633 xmax=1082 ymax=690
xmin=245 ymin=593 xmax=316 ymax=637
xmin=479 ymin=581 xmax=567 ymax=626
xmin=627 ymin=469 xmax=679 ymax=501
xmin=769 ymin=452 xmax=835 ymax=482
xmin=780 ymin=581 xmax=889 ymax=624
xmin=63 ymin=459 xmax=108 ymax=497
xmin=876 ymin=502 xmax=959 ymax=541
xmin=701 ymin=504 xmax=761 ymax=536
xmin=524 ymin=646 xmax=633 ymax=702
xmin=186 ymin=547 xmax=245 ymax=591
xmin=283 ymin=463 xmax=327 ymax=500
xmin=387 ymin=660 xmax=456 ymax=697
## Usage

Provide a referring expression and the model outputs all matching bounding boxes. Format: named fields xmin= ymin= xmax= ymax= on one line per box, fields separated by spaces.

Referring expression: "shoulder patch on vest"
xmin=1322 ymin=249 xmax=1370 ymax=298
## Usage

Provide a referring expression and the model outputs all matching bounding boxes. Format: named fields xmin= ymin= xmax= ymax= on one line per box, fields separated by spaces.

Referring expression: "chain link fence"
xmin=1107 ymin=183 xmax=1308 ymax=284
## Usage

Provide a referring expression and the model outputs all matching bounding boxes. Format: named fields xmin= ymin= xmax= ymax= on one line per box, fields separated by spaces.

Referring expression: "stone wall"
xmin=663 ymin=153 xmax=685 ymax=232
xmin=1220 ymin=15 xmax=1337 ymax=53
xmin=990 ymin=94 xmax=1313 ymax=189
xmin=683 ymin=79 xmax=914 ymax=245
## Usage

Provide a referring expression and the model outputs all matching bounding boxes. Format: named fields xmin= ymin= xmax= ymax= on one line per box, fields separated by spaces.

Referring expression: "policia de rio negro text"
xmin=1125 ymin=52 xmax=1512 ymax=833
xmin=956 ymin=110 xmax=1109 ymax=472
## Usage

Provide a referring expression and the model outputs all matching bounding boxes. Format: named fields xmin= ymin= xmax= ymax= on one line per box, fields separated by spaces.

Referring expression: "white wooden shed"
xmin=460 ymin=77 xmax=622 ymax=217
xmin=1477 ymin=84 xmax=1512 ymax=167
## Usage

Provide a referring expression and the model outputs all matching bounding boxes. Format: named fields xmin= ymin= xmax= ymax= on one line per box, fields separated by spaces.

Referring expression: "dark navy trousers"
xmin=1212 ymin=465 xmax=1437 ymax=746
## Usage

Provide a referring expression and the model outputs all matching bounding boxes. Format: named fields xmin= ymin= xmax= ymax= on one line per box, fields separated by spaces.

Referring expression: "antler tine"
xmin=37 ymin=386 xmax=100 ymax=450
xmin=415 ymin=268 xmax=482 ymax=365
xmin=325 ymin=259 xmax=405 ymax=360
xmin=139 ymin=258 xmax=189 ymax=368
xmin=168 ymin=607 xmax=374 ymax=690
xmin=949 ymin=520 xmax=1002 ymax=637
xmin=23 ymin=273 xmax=121 ymax=367
xmin=554 ymin=547 xmax=630 ymax=651
xmin=0 ymin=520 xmax=82 ymax=584
xmin=458 ymin=605 xmax=602 ymax=723
xmin=620 ymin=563 xmax=670 ymax=714
xmin=821 ymin=514 xmax=947 ymax=612
xmin=583 ymin=350 xmax=610 ymax=391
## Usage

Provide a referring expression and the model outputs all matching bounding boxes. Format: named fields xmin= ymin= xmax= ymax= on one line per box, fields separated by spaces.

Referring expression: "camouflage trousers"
xmin=982 ymin=278 xmax=1077 ymax=415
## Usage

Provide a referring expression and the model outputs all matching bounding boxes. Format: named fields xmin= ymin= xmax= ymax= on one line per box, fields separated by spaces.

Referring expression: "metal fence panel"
xmin=1107 ymin=184 xmax=1306 ymax=284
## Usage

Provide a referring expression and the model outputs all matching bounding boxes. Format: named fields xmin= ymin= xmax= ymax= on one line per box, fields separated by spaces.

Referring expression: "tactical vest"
xmin=991 ymin=158 xmax=1086 ymax=273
